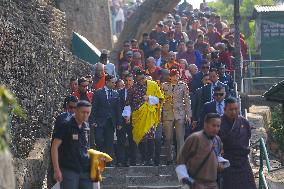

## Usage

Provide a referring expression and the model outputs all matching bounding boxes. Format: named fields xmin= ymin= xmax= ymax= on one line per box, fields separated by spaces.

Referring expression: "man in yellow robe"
xmin=122 ymin=70 xmax=164 ymax=166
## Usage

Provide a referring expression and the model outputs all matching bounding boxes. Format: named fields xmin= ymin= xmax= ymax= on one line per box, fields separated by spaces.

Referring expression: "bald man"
xmin=92 ymin=63 xmax=106 ymax=90
xmin=145 ymin=57 xmax=161 ymax=81
xmin=163 ymin=51 xmax=180 ymax=70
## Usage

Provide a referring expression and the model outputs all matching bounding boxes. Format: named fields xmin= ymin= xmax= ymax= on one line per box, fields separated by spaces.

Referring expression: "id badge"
xmin=72 ymin=134 xmax=79 ymax=140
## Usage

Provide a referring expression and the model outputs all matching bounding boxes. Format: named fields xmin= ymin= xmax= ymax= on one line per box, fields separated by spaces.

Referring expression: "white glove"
xmin=148 ymin=96 xmax=159 ymax=105
xmin=122 ymin=105 xmax=131 ymax=117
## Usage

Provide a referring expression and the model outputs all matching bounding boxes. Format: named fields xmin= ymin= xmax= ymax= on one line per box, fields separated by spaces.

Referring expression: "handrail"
xmin=260 ymin=138 xmax=271 ymax=172
xmin=259 ymin=137 xmax=270 ymax=189
xmin=260 ymin=171 xmax=269 ymax=189
xmin=242 ymin=77 xmax=284 ymax=80
xmin=243 ymin=59 xmax=284 ymax=62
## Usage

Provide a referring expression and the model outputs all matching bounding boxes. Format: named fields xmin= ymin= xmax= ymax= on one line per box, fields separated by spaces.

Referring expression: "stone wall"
xmin=57 ymin=0 xmax=113 ymax=50
xmin=0 ymin=0 xmax=92 ymax=159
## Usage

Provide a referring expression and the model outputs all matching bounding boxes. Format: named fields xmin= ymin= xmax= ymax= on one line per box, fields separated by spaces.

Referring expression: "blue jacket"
xmin=89 ymin=88 xmax=122 ymax=128
xmin=199 ymin=101 xmax=218 ymax=130
xmin=194 ymin=50 xmax=203 ymax=69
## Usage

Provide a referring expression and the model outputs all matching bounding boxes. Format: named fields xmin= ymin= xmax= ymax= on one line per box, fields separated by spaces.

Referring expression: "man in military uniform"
xmin=161 ymin=69 xmax=191 ymax=164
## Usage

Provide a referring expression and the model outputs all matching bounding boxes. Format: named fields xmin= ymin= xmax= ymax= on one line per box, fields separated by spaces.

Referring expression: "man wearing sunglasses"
xmin=191 ymin=59 xmax=210 ymax=92
xmin=199 ymin=86 xmax=226 ymax=130
xmin=48 ymin=96 xmax=78 ymax=188
xmin=89 ymin=75 xmax=122 ymax=165
xmin=72 ymin=77 xmax=93 ymax=103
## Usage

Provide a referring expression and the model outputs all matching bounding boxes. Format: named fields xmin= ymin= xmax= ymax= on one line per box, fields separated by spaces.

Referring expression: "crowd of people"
xmin=50 ymin=1 xmax=256 ymax=189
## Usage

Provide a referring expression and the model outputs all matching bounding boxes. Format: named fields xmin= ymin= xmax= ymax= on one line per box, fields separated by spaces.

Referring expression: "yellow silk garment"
xmin=88 ymin=149 xmax=113 ymax=182
xmin=132 ymin=80 xmax=164 ymax=144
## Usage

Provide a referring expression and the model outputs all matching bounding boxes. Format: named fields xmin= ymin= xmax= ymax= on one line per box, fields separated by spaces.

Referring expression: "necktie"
xmin=107 ymin=89 xmax=112 ymax=100
xmin=211 ymin=84 xmax=215 ymax=101
xmin=217 ymin=103 xmax=223 ymax=115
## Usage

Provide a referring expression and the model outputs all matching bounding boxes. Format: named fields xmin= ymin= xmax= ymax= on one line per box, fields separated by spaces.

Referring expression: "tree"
xmin=0 ymin=86 xmax=23 ymax=189
xmin=208 ymin=0 xmax=275 ymax=49
xmin=110 ymin=0 xmax=180 ymax=63
xmin=208 ymin=0 xmax=275 ymax=25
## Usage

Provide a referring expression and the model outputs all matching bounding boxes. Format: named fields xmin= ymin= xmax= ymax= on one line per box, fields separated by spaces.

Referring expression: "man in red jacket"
xmin=72 ymin=77 xmax=93 ymax=103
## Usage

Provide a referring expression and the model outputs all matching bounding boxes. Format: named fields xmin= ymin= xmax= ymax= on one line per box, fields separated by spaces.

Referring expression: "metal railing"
xmin=250 ymin=137 xmax=284 ymax=189
xmin=259 ymin=138 xmax=271 ymax=189
xmin=241 ymin=59 xmax=284 ymax=94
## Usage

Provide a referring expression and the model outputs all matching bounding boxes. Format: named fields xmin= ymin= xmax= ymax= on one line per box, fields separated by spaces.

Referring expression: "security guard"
xmin=51 ymin=100 xmax=92 ymax=189
xmin=161 ymin=69 xmax=191 ymax=164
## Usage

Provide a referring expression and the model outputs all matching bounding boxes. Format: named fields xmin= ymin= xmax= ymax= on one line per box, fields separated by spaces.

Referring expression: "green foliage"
xmin=208 ymin=0 xmax=275 ymax=25
xmin=0 ymin=86 xmax=24 ymax=152
xmin=269 ymin=104 xmax=284 ymax=153
xmin=208 ymin=0 xmax=276 ymax=55
xmin=247 ymin=20 xmax=256 ymax=54
xmin=207 ymin=1 xmax=234 ymax=23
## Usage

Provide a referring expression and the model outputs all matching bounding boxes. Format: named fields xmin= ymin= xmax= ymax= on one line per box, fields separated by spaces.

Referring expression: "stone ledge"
xmin=0 ymin=150 xmax=16 ymax=189
xmin=266 ymin=171 xmax=284 ymax=189
xmin=249 ymin=105 xmax=271 ymax=129
xmin=13 ymin=138 xmax=50 ymax=189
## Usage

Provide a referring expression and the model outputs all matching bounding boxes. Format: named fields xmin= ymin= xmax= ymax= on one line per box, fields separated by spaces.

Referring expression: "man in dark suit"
xmin=199 ymin=68 xmax=230 ymax=105
xmin=192 ymin=68 xmax=229 ymax=131
xmin=116 ymin=73 xmax=137 ymax=166
xmin=191 ymin=73 xmax=211 ymax=131
xmin=218 ymin=64 xmax=235 ymax=96
xmin=191 ymin=60 xmax=210 ymax=92
xmin=89 ymin=75 xmax=122 ymax=163
xmin=199 ymin=85 xmax=226 ymax=129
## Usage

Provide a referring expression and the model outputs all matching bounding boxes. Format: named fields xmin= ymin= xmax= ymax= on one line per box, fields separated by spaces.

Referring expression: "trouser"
xmin=154 ymin=123 xmax=163 ymax=165
xmin=116 ymin=122 xmax=137 ymax=165
xmin=138 ymin=138 xmax=155 ymax=163
xmin=60 ymin=168 xmax=92 ymax=189
xmin=94 ymin=119 xmax=114 ymax=158
xmin=163 ymin=119 xmax=185 ymax=161
xmin=192 ymin=181 xmax=219 ymax=189
xmin=47 ymin=158 xmax=55 ymax=189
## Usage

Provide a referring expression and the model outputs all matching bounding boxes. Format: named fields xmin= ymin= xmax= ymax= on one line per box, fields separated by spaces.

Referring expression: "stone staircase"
xmin=101 ymin=165 xmax=180 ymax=189
xmin=101 ymin=147 xmax=181 ymax=189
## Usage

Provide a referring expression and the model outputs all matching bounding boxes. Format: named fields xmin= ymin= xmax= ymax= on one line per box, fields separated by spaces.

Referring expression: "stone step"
xmin=102 ymin=165 xmax=176 ymax=177
xmin=101 ymin=175 xmax=179 ymax=188
xmin=101 ymin=186 xmax=181 ymax=189
xmin=128 ymin=186 xmax=181 ymax=189
xmin=101 ymin=165 xmax=179 ymax=188
xmin=126 ymin=175 xmax=178 ymax=186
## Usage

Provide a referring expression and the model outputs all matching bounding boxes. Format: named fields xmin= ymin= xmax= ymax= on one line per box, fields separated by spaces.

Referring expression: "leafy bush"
xmin=269 ymin=104 xmax=284 ymax=153
xmin=0 ymin=86 xmax=23 ymax=152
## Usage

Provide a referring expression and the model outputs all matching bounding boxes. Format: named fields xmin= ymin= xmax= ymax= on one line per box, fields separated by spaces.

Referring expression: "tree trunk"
xmin=110 ymin=0 xmax=180 ymax=64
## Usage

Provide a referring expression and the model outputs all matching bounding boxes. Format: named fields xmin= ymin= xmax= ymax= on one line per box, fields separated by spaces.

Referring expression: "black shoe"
xmin=116 ymin=162 xmax=123 ymax=167
xmin=123 ymin=162 xmax=129 ymax=167
xmin=142 ymin=161 xmax=148 ymax=166
xmin=146 ymin=159 xmax=154 ymax=166
xmin=166 ymin=160 xmax=173 ymax=165
xmin=154 ymin=160 xmax=160 ymax=166
xmin=106 ymin=162 xmax=114 ymax=167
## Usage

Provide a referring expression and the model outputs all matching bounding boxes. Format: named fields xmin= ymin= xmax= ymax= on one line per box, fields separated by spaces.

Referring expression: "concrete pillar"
xmin=58 ymin=0 xmax=113 ymax=50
